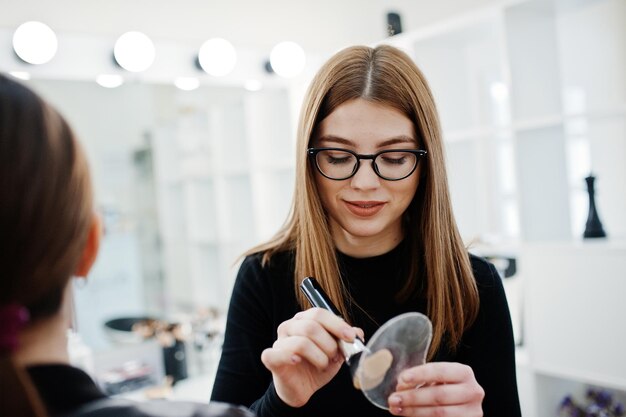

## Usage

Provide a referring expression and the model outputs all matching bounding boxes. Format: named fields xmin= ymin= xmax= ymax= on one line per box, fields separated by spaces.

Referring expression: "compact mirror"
xmin=356 ymin=312 xmax=433 ymax=409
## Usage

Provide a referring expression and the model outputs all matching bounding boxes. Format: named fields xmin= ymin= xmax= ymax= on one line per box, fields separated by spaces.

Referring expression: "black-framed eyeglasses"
xmin=307 ymin=147 xmax=427 ymax=181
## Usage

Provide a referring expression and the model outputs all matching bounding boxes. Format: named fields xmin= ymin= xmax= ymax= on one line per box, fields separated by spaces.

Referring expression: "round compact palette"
xmin=355 ymin=312 xmax=433 ymax=409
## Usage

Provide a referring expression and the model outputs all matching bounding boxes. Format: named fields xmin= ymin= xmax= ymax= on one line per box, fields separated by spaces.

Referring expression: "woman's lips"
xmin=344 ymin=201 xmax=386 ymax=217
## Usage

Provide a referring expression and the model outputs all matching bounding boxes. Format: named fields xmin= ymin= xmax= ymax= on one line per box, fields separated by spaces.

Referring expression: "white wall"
xmin=0 ymin=0 xmax=504 ymax=56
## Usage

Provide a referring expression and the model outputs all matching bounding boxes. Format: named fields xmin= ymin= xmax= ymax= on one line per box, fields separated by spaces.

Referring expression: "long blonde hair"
xmin=246 ymin=45 xmax=479 ymax=358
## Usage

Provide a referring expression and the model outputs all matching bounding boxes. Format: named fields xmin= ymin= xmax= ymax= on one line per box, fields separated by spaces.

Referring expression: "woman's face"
xmin=312 ymin=98 xmax=421 ymax=257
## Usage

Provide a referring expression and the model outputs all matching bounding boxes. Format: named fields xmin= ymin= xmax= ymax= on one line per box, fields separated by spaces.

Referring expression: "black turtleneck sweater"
xmin=211 ymin=242 xmax=521 ymax=416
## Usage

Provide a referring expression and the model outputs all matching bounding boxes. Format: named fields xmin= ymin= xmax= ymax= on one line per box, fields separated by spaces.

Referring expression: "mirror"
xmin=27 ymin=79 xmax=295 ymax=352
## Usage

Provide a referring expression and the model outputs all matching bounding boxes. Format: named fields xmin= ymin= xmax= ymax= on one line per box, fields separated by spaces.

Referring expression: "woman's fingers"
xmin=261 ymin=346 xmax=301 ymax=371
xmin=355 ymin=327 xmax=365 ymax=340
xmin=389 ymin=403 xmax=481 ymax=417
xmin=266 ymin=308 xmax=364 ymax=373
xmin=388 ymin=362 xmax=484 ymax=417
xmin=277 ymin=316 xmax=341 ymax=358
xmin=264 ymin=335 xmax=341 ymax=371
xmin=291 ymin=307 xmax=358 ymax=342
xmin=390 ymin=382 xmax=482 ymax=407
xmin=396 ymin=362 xmax=475 ymax=391
xmin=261 ymin=308 xmax=361 ymax=408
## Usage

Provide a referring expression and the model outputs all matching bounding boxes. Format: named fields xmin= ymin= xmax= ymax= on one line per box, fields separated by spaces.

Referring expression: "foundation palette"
xmin=355 ymin=312 xmax=432 ymax=409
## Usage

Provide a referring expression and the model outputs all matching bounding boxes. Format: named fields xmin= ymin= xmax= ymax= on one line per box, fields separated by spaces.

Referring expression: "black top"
xmin=211 ymin=241 xmax=521 ymax=416
xmin=27 ymin=364 xmax=254 ymax=417
xmin=28 ymin=364 xmax=107 ymax=415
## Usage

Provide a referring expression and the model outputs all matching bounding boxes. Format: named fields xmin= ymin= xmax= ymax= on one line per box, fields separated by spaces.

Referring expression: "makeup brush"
xmin=300 ymin=277 xmax=370 ymax=387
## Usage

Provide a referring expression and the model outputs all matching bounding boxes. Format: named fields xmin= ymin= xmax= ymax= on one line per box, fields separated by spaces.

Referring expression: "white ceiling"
xmin=0 ymin=0 xmax=500 ymax=55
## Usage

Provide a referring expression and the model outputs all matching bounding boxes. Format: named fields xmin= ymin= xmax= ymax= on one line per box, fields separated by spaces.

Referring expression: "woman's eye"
xmin=381 ymin=155 xmax=407 ymax=165
xmin=326 ymin=154 xmax=351 ymax=164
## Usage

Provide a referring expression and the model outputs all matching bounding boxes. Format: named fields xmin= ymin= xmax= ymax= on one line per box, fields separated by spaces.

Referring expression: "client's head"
xmin=0 ymin=74 xmax=100 ymax=417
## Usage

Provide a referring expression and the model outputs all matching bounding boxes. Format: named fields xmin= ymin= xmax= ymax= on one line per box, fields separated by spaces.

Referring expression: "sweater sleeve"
xmin=210 ymin=255 xmax=298 ymax=417
xmin=463 ymin=257 xmax=522 ymax=417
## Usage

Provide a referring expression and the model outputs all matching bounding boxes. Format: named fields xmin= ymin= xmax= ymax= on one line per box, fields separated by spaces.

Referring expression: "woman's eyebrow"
xmin=377 ymin=136 xmax=418 ymax=147
xmin=317 ymin=135 xmax=418 ymax=148
xmin=316 ymin=135 xmax=355 ymax=146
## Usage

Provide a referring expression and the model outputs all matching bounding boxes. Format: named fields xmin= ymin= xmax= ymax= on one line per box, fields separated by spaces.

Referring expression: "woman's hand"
xmin=261 ymin=308 xmax=361 ymax=407
xmin=387 ymin=362 xmax=484 ymax=416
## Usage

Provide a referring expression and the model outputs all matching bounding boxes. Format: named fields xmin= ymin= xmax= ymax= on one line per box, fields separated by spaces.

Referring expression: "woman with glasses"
xmin=211 ymin=45 xmax=521 ymax=417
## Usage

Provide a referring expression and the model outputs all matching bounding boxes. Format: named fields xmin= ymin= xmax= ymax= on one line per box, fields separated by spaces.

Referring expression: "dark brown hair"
xmin=0 ymin=75 xmax=94 ymax=417
xmin=246 ymin=45 xmax=479 ymax=358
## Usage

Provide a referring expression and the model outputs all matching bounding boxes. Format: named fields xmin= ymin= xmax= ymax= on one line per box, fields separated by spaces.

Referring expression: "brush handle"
xmin=300 ymin=277 xmax=367 ymax=363
xmin=300 ymin=277 xmax=341 ymax=316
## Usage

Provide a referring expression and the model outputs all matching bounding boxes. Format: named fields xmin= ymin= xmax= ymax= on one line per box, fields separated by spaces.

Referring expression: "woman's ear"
xmin=74 ymin=213 xmax=102 ymax=278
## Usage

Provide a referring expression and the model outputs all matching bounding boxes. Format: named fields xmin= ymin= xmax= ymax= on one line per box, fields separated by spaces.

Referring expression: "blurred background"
xmin=1 ymin=0 xmax=624 ymax=415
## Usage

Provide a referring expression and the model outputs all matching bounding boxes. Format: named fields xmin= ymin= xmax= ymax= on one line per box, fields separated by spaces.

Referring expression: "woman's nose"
xmin=349 ymin=160 xmax=381 ymax=190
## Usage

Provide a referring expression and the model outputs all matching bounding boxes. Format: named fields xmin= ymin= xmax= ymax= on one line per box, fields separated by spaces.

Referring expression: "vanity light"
xmin=113 ymin=31 xmax=155 ymax=72
xmin=174 ymin=77 xmax=200 ymax=91
xmin=197 ymin=38 xmax=237 ymax=77
xmin=244 ymin=79 xmax=263 ymax=92
xmin=9 ymin=71 xmax=31 ymax=81
xmin=269 ymin=41 xmax=305 ymax=78
xmin=12 ymin=21 xmax=58 ymax=65
xmin=96 ymin=74 xmax=124 ymax=88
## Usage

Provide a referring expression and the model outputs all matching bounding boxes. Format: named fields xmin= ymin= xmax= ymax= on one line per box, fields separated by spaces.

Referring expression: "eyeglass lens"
xmin=315 ymin=149 xmax=419 ymax=180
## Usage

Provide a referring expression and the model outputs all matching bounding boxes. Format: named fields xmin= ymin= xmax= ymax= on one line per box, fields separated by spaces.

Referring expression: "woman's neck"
xmin=13 ymin=285 xmax=73 ymax=367
xmin=14 ymin=314 xmax=70 ymax=366
xmin=332 ymin=223 xmax=404 ymax=258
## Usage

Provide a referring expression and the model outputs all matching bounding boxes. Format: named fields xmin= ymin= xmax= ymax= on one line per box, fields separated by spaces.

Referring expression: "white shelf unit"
xmin=388 ymin=7 xmax=522 ymax=242
xmin=519 ymin=241 xmax=626 ymax=416
xmin=385 ymin=0 xmax=625 ymax=415
xmin=385 ymin=0 xmax=626 ymax=244
xmin=152 ymin=87 xmax=295 ymax=313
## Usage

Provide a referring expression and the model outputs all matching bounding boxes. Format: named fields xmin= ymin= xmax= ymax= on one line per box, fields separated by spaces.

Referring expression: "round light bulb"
xmin=114 ymin=31 xmax=155 ymax=72
xmin=12 ymin=21 xmax=58 ymax=65
xmin=269 ymin=41 xmax=306 ymax=78
xmin=96 ymin=74 xmax=124 ymax=88
xmin=198 ymin=38 xmax=237 ymax=77
xmin=174 ymin=77 xmax=200 ymax=91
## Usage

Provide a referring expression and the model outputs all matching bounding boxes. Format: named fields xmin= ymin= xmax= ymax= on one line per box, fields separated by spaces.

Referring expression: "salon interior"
xmin=1 ymin=0 xmax=625 ymax=415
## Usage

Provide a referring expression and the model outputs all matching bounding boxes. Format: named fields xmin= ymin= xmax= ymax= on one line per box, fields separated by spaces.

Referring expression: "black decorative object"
xmin=163 ymin=340 xmax=188 ymax=384
xmin=387 ymin=12 xmax=402 ymax=36
xmin=583 ymin=174 xmax=607 ymax=239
